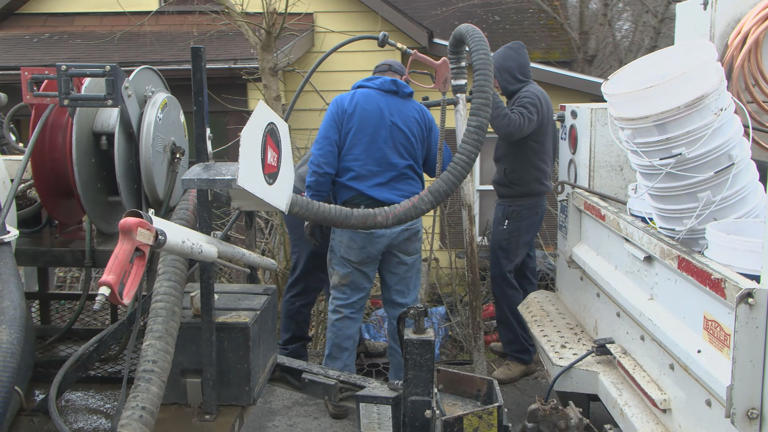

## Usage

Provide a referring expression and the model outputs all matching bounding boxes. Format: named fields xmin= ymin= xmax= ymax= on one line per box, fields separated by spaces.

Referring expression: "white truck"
xmin=522 ymin=99 xmax=766 ymax=432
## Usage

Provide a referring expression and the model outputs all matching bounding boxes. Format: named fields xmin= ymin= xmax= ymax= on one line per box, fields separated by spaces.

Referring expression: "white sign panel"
xmin=236 ymin=100 xmax=294 ymax=213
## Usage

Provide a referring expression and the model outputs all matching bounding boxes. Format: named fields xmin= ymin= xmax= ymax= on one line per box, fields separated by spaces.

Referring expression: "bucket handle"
xmin=671 ymin=160 xmax=738 ymax=240
xmin=608 ymin=102 xmax=730 ymax=179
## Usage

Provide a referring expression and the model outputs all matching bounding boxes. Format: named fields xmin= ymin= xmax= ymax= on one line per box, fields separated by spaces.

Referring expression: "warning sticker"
xmin=359 ymin=403 xmax=393 ymax=432
xmin=703 ymin=313 xmax=732 ymax=359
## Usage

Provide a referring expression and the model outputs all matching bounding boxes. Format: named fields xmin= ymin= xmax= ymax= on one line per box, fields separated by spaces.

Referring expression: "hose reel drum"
xmin=26 ymin=65 xmax=189 ymax=234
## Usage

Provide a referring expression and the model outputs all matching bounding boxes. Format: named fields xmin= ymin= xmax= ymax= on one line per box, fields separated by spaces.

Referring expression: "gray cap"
xmin=372 ymin=59 xmax=406 ymax=77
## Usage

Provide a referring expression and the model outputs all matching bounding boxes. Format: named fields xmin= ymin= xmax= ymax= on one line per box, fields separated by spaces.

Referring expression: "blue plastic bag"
xmin=360 ymin=305 xmax=448 ymax=361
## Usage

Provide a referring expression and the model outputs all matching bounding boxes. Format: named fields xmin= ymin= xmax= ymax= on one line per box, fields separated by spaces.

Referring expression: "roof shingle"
xmin=383 ymin=0 xmax=574 ymax=62
xmin=0 ymin=12 xmax=313 ymax=69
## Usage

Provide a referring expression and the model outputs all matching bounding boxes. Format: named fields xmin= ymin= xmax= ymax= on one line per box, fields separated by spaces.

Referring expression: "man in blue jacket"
xmin=487 ymin=41 xmax=556 ymax=384
xmin=278 ymin=152 xmax=329 ymax=364
xmin=305 ymin=60 xmax=450 ymax=390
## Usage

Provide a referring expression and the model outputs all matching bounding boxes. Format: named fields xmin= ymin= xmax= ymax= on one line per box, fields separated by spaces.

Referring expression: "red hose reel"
xmin=24 ymin=70 xmax=86 ymax=230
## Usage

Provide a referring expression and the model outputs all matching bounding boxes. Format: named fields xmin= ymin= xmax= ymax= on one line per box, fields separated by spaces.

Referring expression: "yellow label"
xmin=703 ymin=313 xmax=732 ymax=359
xmin=462 ymin=407 xmax=497 ymax=432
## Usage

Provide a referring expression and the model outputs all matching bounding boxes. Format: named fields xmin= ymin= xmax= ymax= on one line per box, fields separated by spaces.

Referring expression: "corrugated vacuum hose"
xmin=287 ymin=23 xmax=494 ymax=228
xmin=116 ymin=190 xmax=197 ymax=432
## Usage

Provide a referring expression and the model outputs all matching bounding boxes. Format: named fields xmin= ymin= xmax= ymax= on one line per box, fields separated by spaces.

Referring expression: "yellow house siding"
xmin=541 ymin=83 xmax=602 ymax=108
xmin=302 ymin=0 xmax=370 ymax=12
xmin=272 ymin=0 xmax=423 ymax=157
xmin=19 ymin=0 xmax=158 ymax=13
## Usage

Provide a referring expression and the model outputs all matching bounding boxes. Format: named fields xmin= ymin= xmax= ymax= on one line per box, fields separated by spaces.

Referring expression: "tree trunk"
xmin=257 ymin=5 xmax=285 ymax=115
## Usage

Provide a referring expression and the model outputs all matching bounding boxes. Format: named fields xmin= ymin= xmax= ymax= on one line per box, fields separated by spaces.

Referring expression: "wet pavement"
xmin=12 ymin=358 xmax=551 ymax=431
xmin=230 ymin=357 xmax=551 ymax=430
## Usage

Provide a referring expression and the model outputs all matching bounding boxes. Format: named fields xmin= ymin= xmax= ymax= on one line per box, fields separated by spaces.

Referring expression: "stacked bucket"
xmin=602 ymin=39 xmax=766 ymax=251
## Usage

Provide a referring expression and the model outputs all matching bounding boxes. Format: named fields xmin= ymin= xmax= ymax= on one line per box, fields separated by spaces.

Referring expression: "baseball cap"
xmin=372 ymin=59 xmax=406 ymax=77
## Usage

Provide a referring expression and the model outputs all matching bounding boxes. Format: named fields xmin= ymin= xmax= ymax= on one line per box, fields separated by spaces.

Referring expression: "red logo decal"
xmin=261 ymin=122 xmax=282 ymax=185
xmin=703 ymin=316 xmax=731 ymax=352
xmin=264 ymin=134 xmax=279 ymax=175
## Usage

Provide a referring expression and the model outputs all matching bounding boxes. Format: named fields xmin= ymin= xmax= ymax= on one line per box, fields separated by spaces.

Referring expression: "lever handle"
xmin=96 ymin=217 xmax=156 ymax=308
xmin=405 ymin=50 xmax=451 ymax=93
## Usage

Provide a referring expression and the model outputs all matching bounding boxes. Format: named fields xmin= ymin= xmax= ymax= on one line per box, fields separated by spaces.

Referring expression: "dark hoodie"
xmin=489 ymin=41 xmax=556 ymax=200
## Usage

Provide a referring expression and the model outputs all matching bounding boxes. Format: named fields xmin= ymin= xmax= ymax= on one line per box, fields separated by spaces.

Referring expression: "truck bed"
xmin=521 ymin=190 xmax=765 ymax=432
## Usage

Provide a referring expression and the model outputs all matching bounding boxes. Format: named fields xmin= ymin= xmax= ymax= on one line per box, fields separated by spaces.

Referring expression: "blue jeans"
xmin=489 ymin=196 xmax=546 ymax=365
xmin=323 ymin=219 xmax=422 ymax=381
xmin=278 ymin=213 xmax=330 ymax=361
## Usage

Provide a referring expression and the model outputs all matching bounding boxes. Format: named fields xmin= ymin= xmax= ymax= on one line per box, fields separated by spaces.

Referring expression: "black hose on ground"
xmin=0 ymin=240 xmax=31 ymax=428
xmin=116 ymin=190 xmax=197 ymax=432
xmin=287 ymin=23 xmax=494 ymax=229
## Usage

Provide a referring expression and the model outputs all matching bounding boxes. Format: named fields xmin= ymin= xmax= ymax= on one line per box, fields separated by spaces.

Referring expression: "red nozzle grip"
xmin=405 ymin=50 xmax=451 ymax=93
xmin=98 ymin=217 xmax=156 ymax=306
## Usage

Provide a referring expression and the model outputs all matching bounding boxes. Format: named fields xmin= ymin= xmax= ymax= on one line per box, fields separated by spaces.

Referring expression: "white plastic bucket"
xmin=612 ymin=85 xmax=732 ymax=143
xmin=625 ymin=111 xmax=743 ymax=161
xmin=602 ymin=40 xmax=723 ymax=119
xmin=651 ymin=180 xmax=766 ymax=229
xmin=640 ymin=157 xmax=758 ymax=207
xmin=630 ymin=136 xmax=750 ymax=185
xmin=657 ymin=225 xmax=707 ymax=251
xmin=704 ymin=219 xmax=764 ymax=275
xmin=627 ymin=183 xmax=654 ymax=223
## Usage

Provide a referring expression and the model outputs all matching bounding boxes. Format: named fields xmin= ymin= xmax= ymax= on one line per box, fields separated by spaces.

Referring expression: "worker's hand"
xmin=304 ymin=221 xmax=330 ymax=248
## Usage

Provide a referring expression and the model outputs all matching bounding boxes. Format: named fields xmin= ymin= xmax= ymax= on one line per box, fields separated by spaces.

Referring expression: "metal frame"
xmin=191 ymin=45 xmax=219 ymax=421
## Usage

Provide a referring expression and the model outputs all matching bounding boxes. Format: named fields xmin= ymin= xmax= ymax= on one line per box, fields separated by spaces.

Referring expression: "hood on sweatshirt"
xmin=351 ymin=75 xmax=414 ymax=99
xmin=493 ymin=41 xmax=532 ymax=99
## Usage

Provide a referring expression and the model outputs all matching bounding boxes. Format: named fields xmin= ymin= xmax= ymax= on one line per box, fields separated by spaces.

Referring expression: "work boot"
xmin=488 ymin=342 xmax=506 ymax=357
xmin=491 ymin=360 xmax=535 ymax=385
xmin=324 ymin=398 xmax=350 ymax=420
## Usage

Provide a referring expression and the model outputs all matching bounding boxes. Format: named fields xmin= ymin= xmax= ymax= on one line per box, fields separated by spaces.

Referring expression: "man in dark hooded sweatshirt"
xmin=487 ymin=41 xmax=556 ymax=384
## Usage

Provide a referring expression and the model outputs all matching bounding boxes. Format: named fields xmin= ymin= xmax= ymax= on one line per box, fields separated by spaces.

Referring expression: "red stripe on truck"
xmin=583 ymin=201 xmax=606 ymax=222
xmin=677 ymin=256 xmax=726 ymax=299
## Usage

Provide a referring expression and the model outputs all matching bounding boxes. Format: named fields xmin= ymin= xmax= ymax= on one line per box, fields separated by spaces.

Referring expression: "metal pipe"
xmin=149 ymin=212 xmax=277 ymax=271
xmin=190 ymin=45 xmax=218 ymax=420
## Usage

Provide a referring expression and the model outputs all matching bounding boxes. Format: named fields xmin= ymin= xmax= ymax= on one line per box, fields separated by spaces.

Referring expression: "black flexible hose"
xmin=38 ymin=219 xmax=93 ymax=349
xmin=2 ymin=102 xmax=29 ymax=154
xmin=287 ymin=24 xmax=494 ymax=229
xmin=0 ymin=240 xmax=29 ymax=428
xmin=284 ymin=34 xmax=382 ymax=121
xmin=544 ymin=348 xmax=595 ymax=402
xmin=117 ymin=190 xmax=197 ymax=432
xmin=16 ymin=199 xmax=43 ymax=221
xmin=0 ymin=104 xmax=55 ymax=228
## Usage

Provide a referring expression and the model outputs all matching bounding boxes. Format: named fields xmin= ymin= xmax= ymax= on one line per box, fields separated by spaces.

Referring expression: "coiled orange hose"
xmin=724 ymin=0 xmax=768 ymax=151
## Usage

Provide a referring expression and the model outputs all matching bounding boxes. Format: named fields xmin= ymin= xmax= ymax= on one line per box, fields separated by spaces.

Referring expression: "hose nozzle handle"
xmin=97 ymin=216 xmax=156 ymax=307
